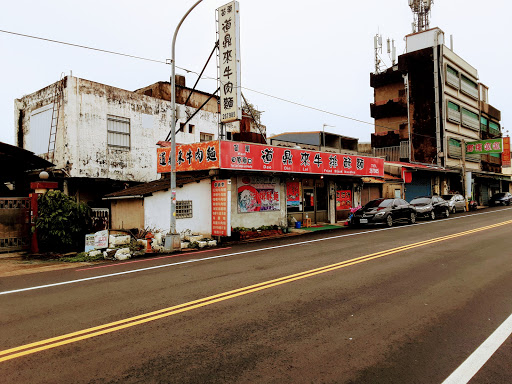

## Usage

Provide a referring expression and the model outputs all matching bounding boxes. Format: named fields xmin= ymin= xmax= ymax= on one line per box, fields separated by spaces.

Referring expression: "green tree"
xmin=35 ymin=191 xmax=92 ymax=252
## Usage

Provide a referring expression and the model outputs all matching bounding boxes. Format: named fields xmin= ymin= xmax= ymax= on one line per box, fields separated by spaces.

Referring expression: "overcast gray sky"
xmin=1 ymin=0 xmax=509 ymax=146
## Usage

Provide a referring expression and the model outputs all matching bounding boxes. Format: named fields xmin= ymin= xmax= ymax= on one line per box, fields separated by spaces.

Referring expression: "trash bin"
xmin=295 ymin=221 xmax=302 ymax=229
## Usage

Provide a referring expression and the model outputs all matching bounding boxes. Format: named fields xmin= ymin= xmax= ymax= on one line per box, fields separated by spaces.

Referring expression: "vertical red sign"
xmin=212 ymin=180 xmax=231 ymax=237
xmin=336 ymin=190 xmax=352 ymax=211
xmin=502 ymin=137 xmax=511 ymax=168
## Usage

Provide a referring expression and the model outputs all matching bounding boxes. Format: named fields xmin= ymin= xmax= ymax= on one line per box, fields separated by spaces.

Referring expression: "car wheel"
xmin=507 ymin=201 xmax=510 ymax=206
xmin=430 ymin=210 xmax=436 ymax=220
xmin=445 ymin=208 xmax=449 ymax=218
xmin=408 ymin=212 xmax=416 ymax=224
xmin=386 ymin=215 xmax=393 ymax=227
xmin=451 ymin=206 xmax=456 ymax=214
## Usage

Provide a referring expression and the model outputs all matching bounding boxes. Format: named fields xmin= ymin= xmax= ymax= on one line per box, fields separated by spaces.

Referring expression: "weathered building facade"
xmin=370 ymin=28 xmax=508 ymax=204
xmin=14 ymin=75 xmax=263 ymax=206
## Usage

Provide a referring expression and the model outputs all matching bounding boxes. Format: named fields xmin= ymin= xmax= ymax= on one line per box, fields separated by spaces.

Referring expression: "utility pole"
xmin=461 ymin=139 xmax=469 ymax=211
xmin=165 ymin=0 xmax=204 ymax=252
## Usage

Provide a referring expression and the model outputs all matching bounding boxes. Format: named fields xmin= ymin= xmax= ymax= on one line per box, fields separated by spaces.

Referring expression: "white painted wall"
xmin=144 ymin=179 xmax=212 ymax=236
xmin=16 ymin=76 xmax=221 ymax=183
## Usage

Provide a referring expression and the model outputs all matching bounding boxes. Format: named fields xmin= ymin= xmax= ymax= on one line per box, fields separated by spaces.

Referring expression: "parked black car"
xmin=409 ymin=196 xmax=450 ymax=220
xmin=350 ymin=198 xmax=416 ymax=227
xmin=489 ymin=192 xmax=512 ymax=206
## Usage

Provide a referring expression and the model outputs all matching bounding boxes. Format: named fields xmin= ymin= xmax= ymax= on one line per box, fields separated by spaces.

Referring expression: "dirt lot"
xmin=0 ymin=252 xmax=95 ymax=277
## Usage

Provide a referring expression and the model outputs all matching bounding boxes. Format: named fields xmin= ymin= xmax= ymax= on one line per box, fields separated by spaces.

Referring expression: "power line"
xmin=1 ymin=28 xmax=403 ymax=134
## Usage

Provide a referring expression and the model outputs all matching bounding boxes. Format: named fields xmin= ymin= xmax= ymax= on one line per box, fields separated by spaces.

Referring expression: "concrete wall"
xmin=229 ymin=176 xmax=286 ymax=229
xmin=15 ymin=76 xmax=221 ymax=183
xmin=144 ymin=179 xmax=212 ymax=236
xmin=110 ymin=199 xmax=144 ymax=230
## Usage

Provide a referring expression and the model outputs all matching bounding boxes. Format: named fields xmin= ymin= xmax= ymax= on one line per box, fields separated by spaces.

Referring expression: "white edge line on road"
xmin=0 ymin=208 xmax=510 ymax=296
xmin=441 ymin=312 xmax=512 ymax=384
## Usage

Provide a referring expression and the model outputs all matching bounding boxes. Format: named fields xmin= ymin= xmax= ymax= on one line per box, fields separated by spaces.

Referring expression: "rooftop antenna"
xmin=409 ymin=0 xmax=433 ymax=33
xmin=387 ymin=38 xmax=397 ymax=66
xmin=374 ymin=33 xmax=383 ymax=74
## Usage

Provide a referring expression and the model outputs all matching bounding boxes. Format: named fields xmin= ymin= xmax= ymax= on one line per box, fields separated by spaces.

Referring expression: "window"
xmin=179 ymin=122 xmax=185 ymax=133
xmin=461 ymin=75 xmax=478 ymax=99
xmin=29 ymin=104 xmax=53 ymax=155
xmin=200 ymin=132 xmax=214 ymax=142
xmin=447 ymin=101 xmax=461 ymax=123
xmin=446 ymin=65 xmax=459 ymax=89
xmin=448 ymin=138 xmax=462 ymax=159
xmin=461 ymin=108 xmax=479 ymax=131
xmin=176 ymin=200 xmax=192 ymax=219
xmin=188 ymin=124 xmax=195 ymax=134
xmin=489 ymin=121 xmax=500 ymax=136
xmin=107 ymin=115 xmax=130 ymax=150
xmin=480 ymin=116 xmax=488 ymax=132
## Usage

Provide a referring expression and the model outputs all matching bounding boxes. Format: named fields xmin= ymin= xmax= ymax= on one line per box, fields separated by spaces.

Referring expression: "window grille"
xmin=200 ymin=132 xmax=214 ymax=142
xmin=461 ymin=75 xmax=478 ymax=99
xmin=489 ymin=121 xmax=500 ymax=136
xmin=107 ymin=115 xmax=130 ymax=150
xmin=176 ymin=200 xmax=193 ymax=219
xmin=480 ymin=117 xmax=488 ymax=132
xmin=461 ymin=108 xmax=479 ymax=131
xmin=447 ymin=101 xmax=461 ymax=123
xmin=446 ymin=66 xmax=460 ymax=89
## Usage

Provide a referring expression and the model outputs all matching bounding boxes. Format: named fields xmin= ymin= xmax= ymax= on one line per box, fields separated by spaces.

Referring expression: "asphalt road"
xmin=1 ymin=207 xmax=511 ymax=383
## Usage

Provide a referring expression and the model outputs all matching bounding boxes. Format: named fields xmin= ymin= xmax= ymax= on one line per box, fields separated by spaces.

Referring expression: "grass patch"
xmin=59 ymin=252 xmax=104 ymax=263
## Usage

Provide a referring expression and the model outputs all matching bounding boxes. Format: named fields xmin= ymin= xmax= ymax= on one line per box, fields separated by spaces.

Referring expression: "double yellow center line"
xmin=1 ymin=220 xmax=511 ymax=362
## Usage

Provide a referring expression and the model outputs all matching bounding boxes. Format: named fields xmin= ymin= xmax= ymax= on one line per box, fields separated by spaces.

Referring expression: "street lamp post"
xmin=322 ymin=124 xmax=335 ymax=152
xmin=165 ymin=0 xmax=204 ymax=251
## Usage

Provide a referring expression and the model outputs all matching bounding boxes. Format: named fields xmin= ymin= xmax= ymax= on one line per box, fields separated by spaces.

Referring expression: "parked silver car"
xmin=441 ymin=194 xmax=466 ymax=213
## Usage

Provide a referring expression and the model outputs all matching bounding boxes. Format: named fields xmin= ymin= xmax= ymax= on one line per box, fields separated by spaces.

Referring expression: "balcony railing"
xmin=372 ymin=141 xmax=409 ymax=162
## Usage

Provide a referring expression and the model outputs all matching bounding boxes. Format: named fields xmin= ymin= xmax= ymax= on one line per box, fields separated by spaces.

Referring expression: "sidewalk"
xmin=0 ymin=223 xmax=348 ymax=278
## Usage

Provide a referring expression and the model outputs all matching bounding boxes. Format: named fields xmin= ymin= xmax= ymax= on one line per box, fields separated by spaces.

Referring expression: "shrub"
xmin=35 ymin=191 xmax=92 ymax=252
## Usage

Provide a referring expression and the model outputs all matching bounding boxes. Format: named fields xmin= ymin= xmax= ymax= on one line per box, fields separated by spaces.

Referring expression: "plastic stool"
xmin=304 ymin=218 xmax=312 ymax=228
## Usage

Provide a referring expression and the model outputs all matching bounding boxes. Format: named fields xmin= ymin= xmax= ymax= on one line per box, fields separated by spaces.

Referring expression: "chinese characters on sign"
xmin=237 ymin=176 xmax=280 ymax=213
xmin=157 ymin=141 xmax=385 ymax=177
xmin=465 ymin=139 xmax=503 ymax=155
xmin=220 ymin=141 xmax=384 ymax=177
xmin=157 ymin=141 xmax=220 ymax=173
xmin=217 ymin=1 xmax=241 ymax=123
xmin=286 ymin=181 xmax=301 ymax=207
xmin=336 ymin=190 xmax=352 ymax=211
xmin=212 ymin=180 xmax=231 ymax=237
xmin=502 ymin=137 xmax=511 ymax=168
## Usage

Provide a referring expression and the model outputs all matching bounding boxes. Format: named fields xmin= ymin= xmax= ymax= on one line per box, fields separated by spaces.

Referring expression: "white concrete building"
xmin=14 ymin=75 xmax=246 ymax=204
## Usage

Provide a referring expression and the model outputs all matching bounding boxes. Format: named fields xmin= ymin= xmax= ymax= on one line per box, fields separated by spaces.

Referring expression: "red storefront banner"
xmin=211 ymin=179 xmax=231 ymax=237
xmin=502 ymin=137 xmax=511 ymax=168
xmin=157 ymin=141 xmax=220 ymax=173
xmin=158 ymin=141 xmax=384 ymax=177
xmin=219 ymin=141 xmax=384 ymax=177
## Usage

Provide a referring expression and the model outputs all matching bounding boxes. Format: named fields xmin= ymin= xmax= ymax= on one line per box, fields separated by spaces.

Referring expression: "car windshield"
xmin=364 ymin=199 xmax=393 ymax=208
xmin=441 ymin=195 xmax=455 ymax=200
xmin=493 ymin=193 xmax=506 ymax=198
xmin=410 ymin=197 xmax=431 ymax=205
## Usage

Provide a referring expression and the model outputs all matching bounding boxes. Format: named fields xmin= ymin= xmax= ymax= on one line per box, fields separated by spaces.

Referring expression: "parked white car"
xmin=441 ymin=194 xmax=466 ymax=213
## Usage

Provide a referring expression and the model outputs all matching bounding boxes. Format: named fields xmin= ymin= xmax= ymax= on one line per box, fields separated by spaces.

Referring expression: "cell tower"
xmin=409 ymin=0 xmax=433 ymax=33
